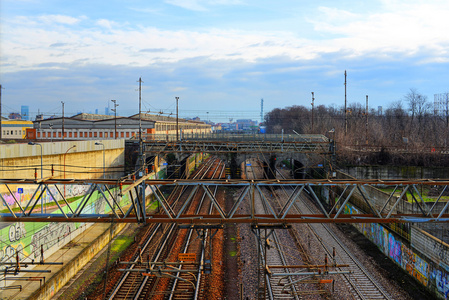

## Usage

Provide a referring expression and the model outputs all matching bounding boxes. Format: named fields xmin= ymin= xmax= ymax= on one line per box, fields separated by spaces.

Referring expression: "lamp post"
xmin=95 ymin=142 xmax=105 ymax=178
xmin=28 ymin=142 xmax=43 ymax=178
xmin=28 ymin=142 xmax=43 ymax=213
xmin=111 ymin=100 xmax=118 ymax=139
xmin=328 ymin=128 xmax=336 ymax=174
xmin=64 ymin=145 xmax=76 ymax=178
xmin=175 ymin=97 xmax=179 ymax=141
xmin=63 ymin=145 xmax=76 ymax=197
xmin=49 ymin=123 xmax=53 ymax=142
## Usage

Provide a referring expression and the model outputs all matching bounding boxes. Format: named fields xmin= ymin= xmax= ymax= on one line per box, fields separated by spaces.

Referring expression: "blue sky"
xmin=1 ymin=0 xmax=448 ymax=123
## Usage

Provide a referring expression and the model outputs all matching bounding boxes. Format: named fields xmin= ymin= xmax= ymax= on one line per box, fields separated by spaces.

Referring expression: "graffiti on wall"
xmin=30 ymin=222 xmax=75 ymax=260
xmin=0 ymin=221 xmax=78 ymax=264
xmin=344 ymin=203 xmax=449 ymax=299
xmin=388 ymin=233 xmax=402 ymax=264
xmin=1 ymin=184 xmax=90 ymax=210
xmin=431 ymin=269 xmax=449 ymax=299
xmin=0 ymin=222 xmax=27 ymax=263
xmin=401 ymin=243 xmax=429 ymax=286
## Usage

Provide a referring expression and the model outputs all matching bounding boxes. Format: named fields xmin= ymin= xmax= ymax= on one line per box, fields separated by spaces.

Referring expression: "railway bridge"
xmin=127 ymin=132 xmax=334 ymax=179
xmin=1 ymin=136 xmax=449 ymax=300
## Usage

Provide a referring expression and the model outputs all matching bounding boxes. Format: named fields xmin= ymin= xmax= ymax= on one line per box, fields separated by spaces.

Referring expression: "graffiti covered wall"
xmin=345 ymin=204 xmax=449 ymax=299
xmin=0 ymin=184 xmax=132 ymax=269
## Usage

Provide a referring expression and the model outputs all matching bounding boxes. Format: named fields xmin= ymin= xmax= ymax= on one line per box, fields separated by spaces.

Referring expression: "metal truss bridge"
xmin=139 ymin=133 xmax=332 ymax=154
xmin=1 ymin=177 xmax=448 ymax=224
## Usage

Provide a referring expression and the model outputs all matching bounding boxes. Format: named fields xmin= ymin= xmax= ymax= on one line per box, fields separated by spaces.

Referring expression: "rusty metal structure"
xmin=142 ymin=133 xmax=331 ymax=154
xmin=1 ymin=177 xmax=448 ymax=224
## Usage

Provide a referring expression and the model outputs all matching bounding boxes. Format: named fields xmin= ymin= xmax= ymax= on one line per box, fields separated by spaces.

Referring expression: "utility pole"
xmin=175 ymin=97 xmax=179 ymax=141
xmin=344 ymin=70 xmax=347 ymax=136
xmin=311 ymin=92 xmax=315 ymax=133
xmin=111 ymin=100 xmax=118 ymax=139
xmin=61 ymin=101 xmax=65 ymax=140
xmin=365 ymin=95 xmax=369 ymax=145
xmin=138 ymin=77 xmax=143 ymax=142
xmin=136 ymin=77 xmax=145 ymax=180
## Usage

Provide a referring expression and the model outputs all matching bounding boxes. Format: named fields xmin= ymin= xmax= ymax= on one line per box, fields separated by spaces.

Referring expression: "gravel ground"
xmin=234 ymin=164 xmax=430 ymax=300
xmin=54 ymin=162 xmax=435 ymax=299
xmin=335 ymin=224 xmax=435 ymax=300
xmin=223 ymin=187 xmax=242 ymax=300
xmin=55 ymin=223 xmax=147 ymax=300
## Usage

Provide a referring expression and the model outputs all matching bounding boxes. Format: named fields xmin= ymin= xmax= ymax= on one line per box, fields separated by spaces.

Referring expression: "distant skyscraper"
xmin=21 ymin=106 xmax=29 ymax=120
xmin=105 ymin=107 xmax=109 ymax=115
xmin=95 ymin=108 xmax=99 ymax=114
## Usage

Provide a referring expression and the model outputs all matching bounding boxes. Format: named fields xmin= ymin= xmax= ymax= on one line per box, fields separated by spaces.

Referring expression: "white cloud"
xmin=2 ymin=1 xmax=449 ymax=74
xmin=310 ymin=2 xmax=449 ymax=61
xmin=37 ymin=14 xmax=83 ymax=25
xmin=96 ymin=19 xmax=121 ymax=29
xmin=165 ymin=0 xmax=242 ymax=11
xmin=165 ymin=0 xmax=207 ymax=11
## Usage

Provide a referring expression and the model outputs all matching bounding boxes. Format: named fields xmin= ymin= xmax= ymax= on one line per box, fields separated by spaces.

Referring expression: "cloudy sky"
xmin=1 ymin=0 xmax=448 ymax=122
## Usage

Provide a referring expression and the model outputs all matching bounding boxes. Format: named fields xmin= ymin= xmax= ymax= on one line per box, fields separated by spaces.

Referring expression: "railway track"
xmin=275 ymin=168 xmax=395 ymax=300
xmin=106 ymin=157 xmax=224 ymax=299
xmin=247 ymin=161 xmax=301 ymax=299
xmin=166 ymin=159 xmax=225 ymax=299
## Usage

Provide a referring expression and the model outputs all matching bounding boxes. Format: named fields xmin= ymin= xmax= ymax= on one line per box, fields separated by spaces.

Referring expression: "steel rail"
xmin=167 ymin=159 xmax=225 ymax=300
xmin=248 ymin=161 xmax=300 ymax=300
xmin=292 ymin=188 xmax=394 ymax=299
xmin=131 ymin=158 xmax=217 ymax=299
xmin=107 ymin=223 xmax=165 ymax=300
xmin=106 ymin=159 xmax=218 ymax=299
xmin=128 ymin=157 xmax=220 ymax=299
xmin=274 ymin=167 xmax=393 ymax=299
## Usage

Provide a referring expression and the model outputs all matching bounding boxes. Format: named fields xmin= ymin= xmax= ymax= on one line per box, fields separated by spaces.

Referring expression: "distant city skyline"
xmin=1 ymin=1 xmax=449 ymax=125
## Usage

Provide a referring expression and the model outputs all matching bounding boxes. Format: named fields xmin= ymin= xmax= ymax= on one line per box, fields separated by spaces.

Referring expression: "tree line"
xmin=264 ymin=89 xmax=449 ymax=166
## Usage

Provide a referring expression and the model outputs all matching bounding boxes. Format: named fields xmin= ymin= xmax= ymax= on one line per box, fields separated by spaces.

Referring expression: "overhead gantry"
xmin=1 ymin=178 xmax=448 ymax=224
xmin=141 ymin=133 xmax=332 ymax=154
xmin=136 ymin=133 xmax=335 ymax=179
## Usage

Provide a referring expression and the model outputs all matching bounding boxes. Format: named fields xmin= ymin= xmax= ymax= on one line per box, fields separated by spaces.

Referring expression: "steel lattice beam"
xmin=142 ymin=140 xmax=332 ymax=154
xmin=1 ymin=179 xmax=449 ymax=224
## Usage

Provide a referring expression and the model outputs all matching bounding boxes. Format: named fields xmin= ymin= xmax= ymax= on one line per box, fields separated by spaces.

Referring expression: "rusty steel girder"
xmin=1 ymin=178 xmax=449 ymax=224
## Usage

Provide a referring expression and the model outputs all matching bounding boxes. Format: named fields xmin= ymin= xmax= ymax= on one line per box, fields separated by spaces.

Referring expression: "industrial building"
xmin=30 ymin=113 xmax=211 ymax=140
xmin=1 ymin=118 xmax=34 ymax=139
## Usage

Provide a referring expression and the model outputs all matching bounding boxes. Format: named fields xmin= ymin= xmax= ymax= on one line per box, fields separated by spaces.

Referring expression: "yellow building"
xmin=1 ymin=119 xmax=34 ymax=139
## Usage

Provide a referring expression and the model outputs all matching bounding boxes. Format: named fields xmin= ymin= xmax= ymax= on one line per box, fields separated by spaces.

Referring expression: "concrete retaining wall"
xmin=340 ymin=165 xmax=449 ymax=180
xmin=0 ymin=140 xmax=125 ymax=210
xmin=28 ymin=222 xmax=127 ymax=300
xmin=412 ymin=226 xmax=449 ymax=267
xmin=0 ymin=140 xmax=125 ymax=181
xmin=323 ymin=170 xmax=449 ymax=298
xmin=346 ymin=203 xmax=449 ymax=299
